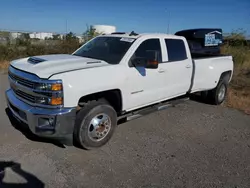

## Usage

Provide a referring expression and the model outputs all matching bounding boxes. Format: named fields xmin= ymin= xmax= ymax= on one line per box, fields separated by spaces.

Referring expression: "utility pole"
xmin=86 ymin=24 xmax=89 ymax=41
xmin=166 ymin=10 xmax=170 ymax=34
xmin=64 ymin=19 xmax=68 ymax=41
xmin=66 ymin=19 xmax=68 ymax=34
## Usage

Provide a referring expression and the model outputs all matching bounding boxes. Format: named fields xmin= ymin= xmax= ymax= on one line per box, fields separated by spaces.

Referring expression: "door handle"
xmin=185 ymin=65 xmax=191 ymax=68
xmin=158 ymin=69 xmax=165 ymax=73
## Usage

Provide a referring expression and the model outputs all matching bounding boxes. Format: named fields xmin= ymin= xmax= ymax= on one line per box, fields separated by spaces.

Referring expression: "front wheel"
xmin=73 ymin=99 xmax=117 ymax=149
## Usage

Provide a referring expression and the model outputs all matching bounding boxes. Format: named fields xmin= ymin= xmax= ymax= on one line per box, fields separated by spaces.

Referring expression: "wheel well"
xmin=78 ymin=89 xmax=123 ymax=114
xmin=220 ymin=70 xmax=232 ymax=83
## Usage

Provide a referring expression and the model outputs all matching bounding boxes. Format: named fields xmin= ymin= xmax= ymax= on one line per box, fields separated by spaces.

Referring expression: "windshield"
xmin=73 ymin=36 xmax=135 ymax=64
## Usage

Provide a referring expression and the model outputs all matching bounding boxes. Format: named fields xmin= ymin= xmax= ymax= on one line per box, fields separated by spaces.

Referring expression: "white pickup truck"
xmin=6 ymin=31 xmax=234 ymax=149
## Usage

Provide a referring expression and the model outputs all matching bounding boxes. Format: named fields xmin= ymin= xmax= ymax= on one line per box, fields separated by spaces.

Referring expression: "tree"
xmin=224 ymin=29 xmax=247 ymax=47
xmin=52 ymin=34 xmax=61 ymax=40
xmin=0 ymin=31 xmax=10 ymax=45
xmin=221 ymin=28 xmax=249 ymax=65
xmin=0 ymin=31 xmax=10 ymax=38
xmin=64 ymin=32 xmax=77 ymax=41
xmin=20 ymin=33 xmax=30 ymax=40
xmin=226 ymin=28 xmax=246 ymax=40
xmin=15 ymin=33 xmax=30 ymax=46
xmin=83 ymin=25 xmax=101 ymax=42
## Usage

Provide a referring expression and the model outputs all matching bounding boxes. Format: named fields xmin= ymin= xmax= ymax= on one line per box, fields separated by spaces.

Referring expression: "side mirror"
xmin=132 ymin=50 xmax=159 ymax=69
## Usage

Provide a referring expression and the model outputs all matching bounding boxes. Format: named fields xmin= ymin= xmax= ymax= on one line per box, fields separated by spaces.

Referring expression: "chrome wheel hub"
xmin=218 ymin=84 xmax=226 ymax=102
xmin=88 ymin=113 xmax=111 ymax=142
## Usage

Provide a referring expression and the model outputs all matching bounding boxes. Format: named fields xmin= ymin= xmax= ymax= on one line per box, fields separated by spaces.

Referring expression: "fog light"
xmin=38 ymin=117 xmax=55 ymax=128
xmin=37 ymin=117 xmax=55 ymax=134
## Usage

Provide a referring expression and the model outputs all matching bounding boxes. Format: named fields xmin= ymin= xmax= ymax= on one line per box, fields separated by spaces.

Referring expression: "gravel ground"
xmin=0 ymin=73 xmax=250 ymax=188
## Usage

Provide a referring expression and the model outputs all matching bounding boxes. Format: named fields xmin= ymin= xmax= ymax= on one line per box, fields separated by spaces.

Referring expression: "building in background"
xmin=29 ymin=32 xmax=53 ymax=40
xmin=76 ymin=35 xmax=84 ymax=43
xmin=59 ymin=34 xmax=64 ymax=39
xmin=1 ymin=24 xmax=118 ymax=42
xmin=10 ymin=32 xmax=22 ymax=39
xmin=92 ymin=25 xmax=116 ymax=34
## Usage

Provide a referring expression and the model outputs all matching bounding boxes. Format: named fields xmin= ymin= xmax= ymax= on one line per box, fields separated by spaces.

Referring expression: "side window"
xmin=165 ymin=39 xmax=187 ymax=62
xmin=130 ymin=39 xmax=162 ymax=65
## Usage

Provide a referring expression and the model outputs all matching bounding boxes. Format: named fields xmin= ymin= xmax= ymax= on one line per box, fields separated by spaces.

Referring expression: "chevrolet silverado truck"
xmin=5 ymin=29 xmax=234 ymax=149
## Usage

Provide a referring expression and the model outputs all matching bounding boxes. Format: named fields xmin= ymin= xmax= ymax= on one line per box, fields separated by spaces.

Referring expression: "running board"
xmin=118 ymin=97 xmax=189 ymax=122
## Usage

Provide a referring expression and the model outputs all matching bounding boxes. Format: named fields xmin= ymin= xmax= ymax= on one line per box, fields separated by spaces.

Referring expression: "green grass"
xmin=221 ymin=45 xmax=250 ymax=113
xmin=0 ymin=40 xmax=81 ymax=61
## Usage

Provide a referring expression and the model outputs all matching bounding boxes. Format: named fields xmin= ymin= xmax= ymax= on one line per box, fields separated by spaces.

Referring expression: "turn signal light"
xmin=51 ymin=83 xmax=62 ymax=91
xmin=149 ymin=60 xmax=158 ymax=65
xmin=51 ymin=97 xmax=63 ymax=105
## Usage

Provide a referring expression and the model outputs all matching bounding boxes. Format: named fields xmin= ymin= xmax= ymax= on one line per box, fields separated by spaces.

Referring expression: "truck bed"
xmin=192 ymin=53 xmax=230 ymax=59
xmin=190 ymin=55 xmax=233 ymax=93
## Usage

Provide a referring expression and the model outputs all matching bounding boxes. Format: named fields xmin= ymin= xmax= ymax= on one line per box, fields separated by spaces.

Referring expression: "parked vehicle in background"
xmin=5 ymin=28 xmax=234 ymax=149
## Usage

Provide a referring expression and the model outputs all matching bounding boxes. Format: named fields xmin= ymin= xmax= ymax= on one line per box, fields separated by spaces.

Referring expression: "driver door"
xmin=125 ymin=38 xmax=168 ymax=111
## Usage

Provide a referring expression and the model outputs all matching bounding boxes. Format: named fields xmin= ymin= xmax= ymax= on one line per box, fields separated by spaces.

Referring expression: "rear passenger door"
xmin=161 ymin=38 xmax=193 ymax=98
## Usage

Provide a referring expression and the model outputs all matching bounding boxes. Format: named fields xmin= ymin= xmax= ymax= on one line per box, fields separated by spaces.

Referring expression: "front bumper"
xmin=6 ymin=89 xmax=76 ymax=142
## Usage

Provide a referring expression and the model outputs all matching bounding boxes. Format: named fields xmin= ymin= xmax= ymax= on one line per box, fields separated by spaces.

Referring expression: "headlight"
xmin=35 ymin=82 xmax=63 ymax=91
xmin=34 ymin=80 xmax=63 ymax=106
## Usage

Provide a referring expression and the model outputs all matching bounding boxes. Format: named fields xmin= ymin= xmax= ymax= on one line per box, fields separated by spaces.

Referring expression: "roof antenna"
xmin=129 ymin=31 xmax=138 ymax=36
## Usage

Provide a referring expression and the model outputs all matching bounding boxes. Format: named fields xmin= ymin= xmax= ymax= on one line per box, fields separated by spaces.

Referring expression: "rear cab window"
xmin=164 ymin=39 xmax=187 ymax=62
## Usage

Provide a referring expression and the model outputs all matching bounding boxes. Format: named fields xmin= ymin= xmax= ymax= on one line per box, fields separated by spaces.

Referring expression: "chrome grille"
xmin=8 ymin=66 xmax=63 ymax=108
xmin=15 ymin=89 xmax=36 ymax=103
xmin=9 ymin=71 xmax=34 ymax=89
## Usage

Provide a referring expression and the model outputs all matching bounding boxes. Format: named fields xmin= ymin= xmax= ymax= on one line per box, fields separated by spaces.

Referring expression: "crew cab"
xmin=5 ymin=29 xmax=234 ymax=149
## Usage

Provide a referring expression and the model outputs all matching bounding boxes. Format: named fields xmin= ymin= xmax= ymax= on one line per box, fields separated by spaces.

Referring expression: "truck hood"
xmin=10 ymin=54 xmax=111 ymax=79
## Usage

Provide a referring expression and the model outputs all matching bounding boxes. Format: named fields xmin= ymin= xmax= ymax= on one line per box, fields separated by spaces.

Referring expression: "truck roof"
xmin=103 ymin=33 xmax=183 ymax=40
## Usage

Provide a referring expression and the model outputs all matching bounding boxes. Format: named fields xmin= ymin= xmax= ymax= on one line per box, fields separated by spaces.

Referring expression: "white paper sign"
xmin=120 ymin=38 xmax=135 ymax=43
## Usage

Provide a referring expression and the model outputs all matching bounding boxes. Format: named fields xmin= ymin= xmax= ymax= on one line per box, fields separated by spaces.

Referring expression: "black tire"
xmin=73 ymin=99 xmax=117 ymax=150
xmin=208 ymin=79 xmax=228 ymax=105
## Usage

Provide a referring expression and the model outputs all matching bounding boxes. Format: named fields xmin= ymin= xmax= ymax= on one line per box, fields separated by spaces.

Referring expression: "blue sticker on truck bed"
xmin=205 ymin=34 xmax=222 ymax=46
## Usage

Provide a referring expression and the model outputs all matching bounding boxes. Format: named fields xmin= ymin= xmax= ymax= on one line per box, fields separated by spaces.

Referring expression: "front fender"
xmin=50 ymin=65 xmax=127 ymax=108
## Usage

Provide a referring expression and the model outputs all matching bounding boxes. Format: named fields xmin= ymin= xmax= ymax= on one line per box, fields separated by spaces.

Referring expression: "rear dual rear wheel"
xmin=202 ymin=78 xmax=228 ymax=105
